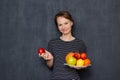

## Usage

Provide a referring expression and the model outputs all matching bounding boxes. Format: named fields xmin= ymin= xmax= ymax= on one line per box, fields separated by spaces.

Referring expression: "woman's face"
xmin=56 ymin=17 xmax=73 ymax=35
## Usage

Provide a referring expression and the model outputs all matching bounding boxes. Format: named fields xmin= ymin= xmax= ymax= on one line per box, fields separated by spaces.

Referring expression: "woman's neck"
xmin=60 ymin=34 xmax=75 ymax=41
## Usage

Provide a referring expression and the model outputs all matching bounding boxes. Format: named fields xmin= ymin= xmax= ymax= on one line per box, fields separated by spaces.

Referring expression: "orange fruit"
xmin=84 ymin=58 xmax=91 ymax=66
xmin=65 ymin=52 xmax=74 ymax=61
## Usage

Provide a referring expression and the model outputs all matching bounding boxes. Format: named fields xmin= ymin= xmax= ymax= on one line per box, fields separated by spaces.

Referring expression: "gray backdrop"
xmin=0 ymin=0 xmax=120 ymax=80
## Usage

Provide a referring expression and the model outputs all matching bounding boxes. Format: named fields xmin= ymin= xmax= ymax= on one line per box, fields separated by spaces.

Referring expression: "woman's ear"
xmin=71 ymin=21 xmax=73 ymax=26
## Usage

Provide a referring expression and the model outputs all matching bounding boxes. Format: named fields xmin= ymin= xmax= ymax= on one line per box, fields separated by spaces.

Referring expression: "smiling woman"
xmin=38 ymin=11 xmax=87 ymax=80
xmin=56 ymin=16 xmax=73 ymax=36
xmin=0 ymin=0 xmax=120 ymax=80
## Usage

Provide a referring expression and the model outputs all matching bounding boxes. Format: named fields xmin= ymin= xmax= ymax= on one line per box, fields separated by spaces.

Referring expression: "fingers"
xmin=39 ymin=53 xmax=49 ymax=60
xmin=42 ymin=54 xmax=46 ymax=58
xmin=38 ymin=49 xmax=53 ymax=61
xmin=70 ymin=66 xmax=88 ymax=70
xmin=45 ymin=50 xmax=50 ymax=55
xmin=39 ymin=53 xmax=46 ymax=58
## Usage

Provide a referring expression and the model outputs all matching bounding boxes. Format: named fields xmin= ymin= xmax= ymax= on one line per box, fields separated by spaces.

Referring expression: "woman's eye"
xmin=65 ymin=22 xmax=68 ymax=25
xmin=58 ymin=24 xmax=62 ymax=27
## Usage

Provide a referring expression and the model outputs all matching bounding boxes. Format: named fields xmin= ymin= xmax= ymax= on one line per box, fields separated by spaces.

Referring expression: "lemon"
xmin=76 ymin=59 xmax=84 ymax=66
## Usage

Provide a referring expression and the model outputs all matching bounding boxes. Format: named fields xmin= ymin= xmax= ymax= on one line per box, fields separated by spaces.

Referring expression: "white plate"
xmin=64 ymin=63 xmax=91 ymax=69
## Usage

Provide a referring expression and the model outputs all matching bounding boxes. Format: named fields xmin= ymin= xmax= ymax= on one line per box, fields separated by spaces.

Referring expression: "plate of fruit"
xmin=64 ymin=52 xmax=91 ymax=69
xmin=64 ymin=63 xmax=91 ymax=69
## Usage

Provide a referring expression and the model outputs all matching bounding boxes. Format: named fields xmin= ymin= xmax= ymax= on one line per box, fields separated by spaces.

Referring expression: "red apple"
xmin=73 ymin=52 xmax=81 ymax=59
xmin=38 ymin=48 xmax=45 ymax=55
xmin=80 ymin=52 xmax=87 ymax=60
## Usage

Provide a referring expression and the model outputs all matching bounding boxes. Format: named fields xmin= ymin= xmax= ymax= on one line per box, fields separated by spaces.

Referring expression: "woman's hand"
xmin=39 ymin=50 xmax=53 ymax=61
xmin=69 ymin=65 xmax=90 ymax=70
xmin=38 ymin=50 xmax=54 ymax=68
xmin=70 ymin=66 xmax=88 ymax=70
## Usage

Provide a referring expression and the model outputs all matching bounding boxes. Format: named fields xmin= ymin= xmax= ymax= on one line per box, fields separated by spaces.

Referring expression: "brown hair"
xmin=54 ymin=11 xmax=74 ymax=26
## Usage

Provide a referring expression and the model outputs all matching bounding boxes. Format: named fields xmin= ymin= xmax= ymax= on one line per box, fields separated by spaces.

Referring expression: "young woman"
xmin=39 ymin=11 xmax=87 ymax=80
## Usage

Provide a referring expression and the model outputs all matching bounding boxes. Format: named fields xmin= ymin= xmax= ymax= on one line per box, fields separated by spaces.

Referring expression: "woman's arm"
xmin=46 ymin=58 xmax=53 ymax=68
xmin=39 ymin=50 xmax=54 ymax=68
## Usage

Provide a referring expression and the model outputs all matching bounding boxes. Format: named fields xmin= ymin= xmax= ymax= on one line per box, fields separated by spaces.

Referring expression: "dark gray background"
xmin=0 ymin=0 xmax=120 ymax=80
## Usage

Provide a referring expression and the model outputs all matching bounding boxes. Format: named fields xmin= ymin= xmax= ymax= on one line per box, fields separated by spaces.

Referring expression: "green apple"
xmin=66 ymin=56 xmax=77 ymax=66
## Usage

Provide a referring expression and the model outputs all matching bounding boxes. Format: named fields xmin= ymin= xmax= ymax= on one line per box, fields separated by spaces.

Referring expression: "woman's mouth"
xmin=61 ymin=29 xmax=67 ymax=32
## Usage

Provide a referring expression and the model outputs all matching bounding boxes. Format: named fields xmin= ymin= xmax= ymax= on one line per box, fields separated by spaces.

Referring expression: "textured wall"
xmin=0 ymin=0 xmax=120 ymax=80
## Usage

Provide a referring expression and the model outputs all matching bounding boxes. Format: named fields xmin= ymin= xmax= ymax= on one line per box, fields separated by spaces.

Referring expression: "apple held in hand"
xmin=38 ymin=48 xmax=45 ymax=55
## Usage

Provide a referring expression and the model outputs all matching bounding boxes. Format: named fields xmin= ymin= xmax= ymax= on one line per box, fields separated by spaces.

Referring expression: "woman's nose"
xmin=61 ymin=24 xmax=66 ymax=28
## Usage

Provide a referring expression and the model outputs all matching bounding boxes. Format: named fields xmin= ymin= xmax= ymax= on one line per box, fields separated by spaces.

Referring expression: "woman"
xmin=39 ymin=11 xmax=87 ymax=80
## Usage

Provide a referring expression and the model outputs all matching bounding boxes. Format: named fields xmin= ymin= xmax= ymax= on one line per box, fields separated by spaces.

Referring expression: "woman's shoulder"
xmin=74 ymin=38 xmax=86 ymax=46
xmin=75 ymin=37 xmax=85 ymax=42
xmin=48 ymin=38 xmax=60 ymax=43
